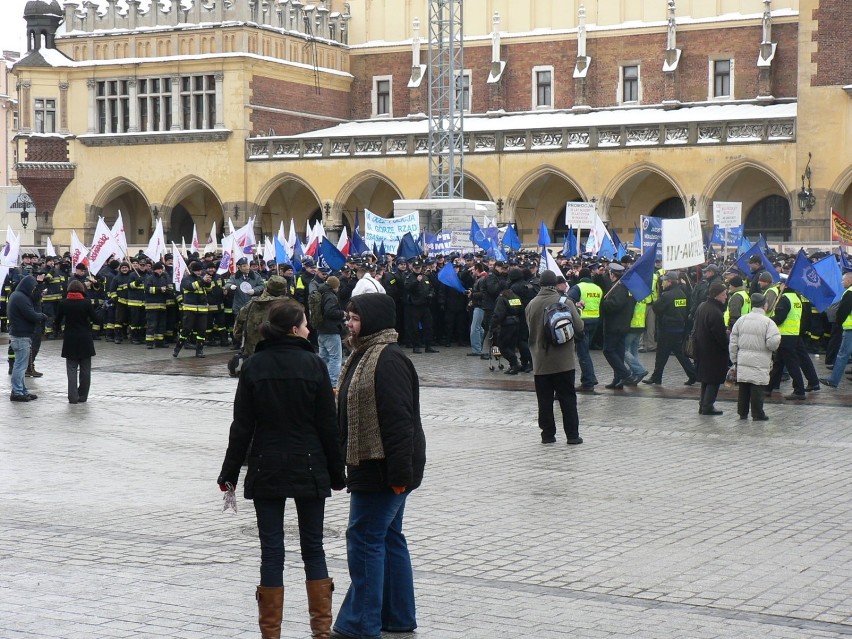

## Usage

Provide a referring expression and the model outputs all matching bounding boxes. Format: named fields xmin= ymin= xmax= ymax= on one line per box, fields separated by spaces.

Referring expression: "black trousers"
xmin=699 ymin=383 xmax=720 ymax=412
xmin=769 ymin=336 xmax=805 ymax=395
xmin=404 ymin=304 xmax=433 ymax=348
xmin=651 ymin=331 xmax=696 ymax=381
xmin=254 ymin=497 xmax=327 ymax=587
xmin=66 ymin=357 xmax=92 ymax=402
xmin=603 ymin=331 xmax=631 ymax=382
xmin=178 ymin=311 xmax=208 ymax=346
xmin=534 ymin=370 xmax=579 ymax=441
xmin=145 ymin=309 xmax=167 ymax=344
xmin=737 ymin=382 xmax=766 ymax=419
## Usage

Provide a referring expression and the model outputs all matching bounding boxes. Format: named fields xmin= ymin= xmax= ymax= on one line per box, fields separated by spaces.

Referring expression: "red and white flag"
xmin=143 ymin=218 xmax=166 ymax=262
xmin=336 ymin=226 xmax=350 ymax=256
xmin=204 ymin=221 xmax=218 ymax=255
xmin=70 ymin=230 xmax=89 ymax=270
xmin=88 ymin=217 xmax=120 ymax=275
xmin=191 ymin=224 xmax=200 ymax=252
xmin=171 ymin=242 xmax=189 ymax=288
xmin=111 ymin=211 xmax=128 ymax=258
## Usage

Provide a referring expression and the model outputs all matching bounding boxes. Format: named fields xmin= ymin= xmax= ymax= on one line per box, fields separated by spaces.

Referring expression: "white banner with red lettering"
xmin=88 ymin=217 xmax=121 ymax=275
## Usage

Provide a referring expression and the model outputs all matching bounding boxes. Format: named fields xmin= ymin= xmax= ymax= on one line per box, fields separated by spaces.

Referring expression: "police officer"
xmin=404 ymin=258 xmax=438 ymax=354
xmin=644 ymin=272 xmax=697 ymax=385
xmin=566 ymin=267 xmax=602 ymax=391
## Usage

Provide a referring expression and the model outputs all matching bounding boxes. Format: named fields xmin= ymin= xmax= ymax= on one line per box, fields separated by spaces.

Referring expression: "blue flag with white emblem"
xmin=469 ymin=218 xmax=490 ymax=250
xmin=786 ymin=249 xmax=838 ymax=312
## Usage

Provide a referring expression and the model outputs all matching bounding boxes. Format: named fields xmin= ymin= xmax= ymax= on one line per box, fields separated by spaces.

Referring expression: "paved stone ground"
xmin=1 ymin=339 xmax=851 ymax=638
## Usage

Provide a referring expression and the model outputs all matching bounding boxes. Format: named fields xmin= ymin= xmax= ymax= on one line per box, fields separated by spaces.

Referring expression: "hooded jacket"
xmin=8 ymin=276 xmax=47 ymax=338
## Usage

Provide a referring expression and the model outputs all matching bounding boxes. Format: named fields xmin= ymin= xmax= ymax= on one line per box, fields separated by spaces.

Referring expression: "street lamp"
xmin=233 ymin=205 xmax=240 ymax=220
xmin=797 ymin=152 xmax=816 ymax=215
xmin=20 ymin=200 xmax=29 ymax=229
xmin=689 ymin=195 xmax=697 ymax=214
xmin=152 ymin=205 xmax=159 ymax=220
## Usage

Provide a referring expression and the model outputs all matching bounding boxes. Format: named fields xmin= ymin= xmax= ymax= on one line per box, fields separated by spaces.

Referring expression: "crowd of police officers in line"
xmin=2 ymin=245 xmax=850 ymax=393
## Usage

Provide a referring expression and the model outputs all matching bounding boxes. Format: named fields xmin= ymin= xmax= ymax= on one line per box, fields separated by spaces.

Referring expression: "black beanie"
xmin=348 ymin=294 xmax=396 ymax=338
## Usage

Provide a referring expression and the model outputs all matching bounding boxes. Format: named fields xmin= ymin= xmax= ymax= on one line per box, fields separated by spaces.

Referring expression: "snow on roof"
xmin=280 ymin=102 xmax=797 ymax=140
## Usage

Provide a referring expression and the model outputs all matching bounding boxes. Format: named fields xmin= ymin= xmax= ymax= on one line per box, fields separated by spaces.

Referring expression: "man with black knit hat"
xmin=525 ymin=269 xmax=585 ymax=445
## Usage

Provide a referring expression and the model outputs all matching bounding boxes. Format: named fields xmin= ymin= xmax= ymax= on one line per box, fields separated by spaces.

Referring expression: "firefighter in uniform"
xmin=144 ymin=262 xmax=171 ymax=348
xmin=42 ymin=256 xmax=66 ymax=339
xmin=173 ymin=261 xmax=212 ymax=358
xmin=205 ymin=261 xmax=230 ymax=347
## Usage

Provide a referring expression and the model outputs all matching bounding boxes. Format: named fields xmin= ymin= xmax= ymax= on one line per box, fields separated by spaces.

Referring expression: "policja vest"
xmin=843 ymin=287 xmax=852 ymax=330
xmin=777 ymin=291 xmax=803 ymax=335
xmin=724 ymin=289 xmax=751 ymax=326
xmin=629 ymin=292 xmax=650 ymax=329
xmin=577 ymin=281 xmax=602 ymax=318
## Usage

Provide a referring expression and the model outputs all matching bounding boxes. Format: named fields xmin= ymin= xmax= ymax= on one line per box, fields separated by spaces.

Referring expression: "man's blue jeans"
xmin=828 ymin=329 xmax=852 ymax=387
xmin=333 ymin=491 xmax=416 ymax=639
xmin=469 ymin=307 xmax=485 ymax=354
xmin=10 ymin=336 xmax=31 ymax=397
xmin=317 ymin=333 xmax=342 ymax=386
xmin=575 ymin=318 xmax=599 ymax=387
xmin=624 ymin=331 xmax=648 ymax=377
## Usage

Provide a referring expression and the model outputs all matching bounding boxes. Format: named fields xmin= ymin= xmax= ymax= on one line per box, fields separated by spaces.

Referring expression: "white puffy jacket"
xmin=729 ymin=308 xmax=781 ymax=385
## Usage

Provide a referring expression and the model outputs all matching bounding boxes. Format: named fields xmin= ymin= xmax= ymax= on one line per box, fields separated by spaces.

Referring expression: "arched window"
xmin=651 ymin=197 xmax=685 ymax=219
xmin=745 ymin=195 xmax=791 ymax=241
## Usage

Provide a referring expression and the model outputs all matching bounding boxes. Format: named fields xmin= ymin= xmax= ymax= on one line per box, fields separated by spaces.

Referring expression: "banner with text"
xmin=662 ymin=214 xmax=705 ymax=269
xmin=712 ymin=201 xmax=742 ymax=229
xmin=640 ymin=215 xmax=663 ymax=260
xmin=364 ymin=209 xmax=421 ymax=248
xmin=426 ymin=231 xmax=455 ymax=256
xmin=564 ymin=202 xmax=597 ymax=229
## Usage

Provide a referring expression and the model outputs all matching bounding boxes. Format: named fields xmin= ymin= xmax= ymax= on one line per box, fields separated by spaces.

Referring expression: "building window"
xmin=620 ymin=65 xmax=640 ymax=104
xmin=138 ymin=77 xmax=173 ymax=132
xmin=373 ymin=76 xmax=392 ymax=117
xmin=456 ymin=70 xmax=471 ymax=112
xmin=12 ymin=110 xmax=19 ymax=130
xmin=532 ymin=66 xmax=553 ymax=109
xmin=180 ymin=74 xmax=216 ymax=129
xmin=712 ymin=59 xmax=733 ymax=98
xmin=34 ymin=98 xmax=56 ymax=133
xmin=96 ymin=80 xmax=130 ymax=134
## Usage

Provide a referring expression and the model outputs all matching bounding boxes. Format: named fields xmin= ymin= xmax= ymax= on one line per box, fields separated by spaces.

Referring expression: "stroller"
xmin=482 ymin=330 xmax=504 ymax=371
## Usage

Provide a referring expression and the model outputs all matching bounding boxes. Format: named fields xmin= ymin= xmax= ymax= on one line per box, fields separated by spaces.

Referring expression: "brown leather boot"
xmin=305 ymin=578 xmax=334 ymax=638
xmin=256 ymin=585 xmax=284 ymax=639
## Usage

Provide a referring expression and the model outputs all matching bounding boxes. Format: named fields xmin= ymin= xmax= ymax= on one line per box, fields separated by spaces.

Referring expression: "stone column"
xmin=59 ymin=82 xmax=70 ymax=133
xmin=214 ymin=72 xmax=225 ymax=129
xmin=127 ymin=78 xmax=139 ymax=132
xmin=171 ymin=75 xmax=182 ymax=130
xmin=86 ymin=79 xmax=96 ymax=133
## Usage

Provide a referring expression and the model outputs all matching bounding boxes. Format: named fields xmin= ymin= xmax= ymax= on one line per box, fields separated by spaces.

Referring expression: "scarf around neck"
xmin=67 ymin=292 xmax=85 ymax=300
xmin=339 ymin=328 xmax=398 ymax=465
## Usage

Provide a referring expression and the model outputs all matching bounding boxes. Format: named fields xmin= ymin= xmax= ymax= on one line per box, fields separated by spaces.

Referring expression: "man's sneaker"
xmin=566 ymin=437 xmax=584 ymax=445
xmin=804 ymin=384 xmax=821 ymax=392
xmin=784 ymin=393 xmax=806 ymax=400
xmin=819 ymin=378 xmax=838 ymax=388
xmin=10 ymin=394 xmax=33 ymax=402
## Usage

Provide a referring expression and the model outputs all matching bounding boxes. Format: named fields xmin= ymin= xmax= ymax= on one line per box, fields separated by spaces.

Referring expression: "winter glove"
xmin=391 ymin=486 xmax=406 ymax=495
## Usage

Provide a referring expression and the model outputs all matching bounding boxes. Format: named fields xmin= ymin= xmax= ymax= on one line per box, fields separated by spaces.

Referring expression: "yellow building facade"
xmin=10 ymin=0 xmax=852 ymax=250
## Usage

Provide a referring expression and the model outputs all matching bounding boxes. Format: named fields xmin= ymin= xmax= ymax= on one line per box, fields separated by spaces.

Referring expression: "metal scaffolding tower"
xmin=427 ymin=0 xmax=464 ymax=199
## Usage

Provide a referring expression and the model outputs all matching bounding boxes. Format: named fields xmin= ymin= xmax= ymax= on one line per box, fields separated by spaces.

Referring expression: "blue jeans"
xmin=624 ymin=331 xmax=648 ymax=377
xmin=469 ymin=307 xmax=485 ymax=354
xmin=828 ymin=330 xmax=852 ymax=387
xmin=10 ymin=336 xmax=31 ymax=397
xmin=318 ymin=333 xmax=342 ymax=386
xmin=333 ymin=491 xmax=416 ymax=639
xmin=253 ymin=497 xmax=328 ymax=587
xmin=575 ymin=318 xmax=599 ymax=387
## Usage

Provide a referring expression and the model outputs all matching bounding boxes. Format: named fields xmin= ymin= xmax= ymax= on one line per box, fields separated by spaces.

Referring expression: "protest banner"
xmin=564 ymin=202 xmax=597 ymax=229
xmin=364 ymin=209 xmax=420 ymax=247
xmin=712 ymin=201 xmax=742 ymax=229
xmin=662 ymin=214 xmax=704 ymax=269
xmin=640 ymin=215 xmax=663 ymax=260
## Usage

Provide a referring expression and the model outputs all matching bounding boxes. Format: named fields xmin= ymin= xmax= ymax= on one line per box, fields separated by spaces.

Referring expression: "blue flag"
xmin=839 ymin=247 xmax=852 ymax=273
xmin=562 ymin=226 xmax=578 ymax=258
xmin=616 ymin=243 xmax=627 ymax=260
xmin=610 ymin=227 xmax=622 ymax=251
xmin=291 ymin=239 xmax=304 ymax=273
xmin=469 ymin=218 xmax=490 ymax=250
xmin=813 ymin=254 xmax=845 ymax=304
xmin=737 ymin=235 xmax=753 ymax=257
xmin=486 ymin=238 xmax=506 ymax=261
xmin=620 ymin=241 xmax=658 ymax=301
xmin=787 ymin=249 xmax=838 ymax=312
xmin=757 ymin=233 xmax=770 ymax=253
xmin=350 ymin=227 xmax=370 ymax=256
xmin=437 ymin=262 xmax=467 ymax=294
xmin=317 ymin=237 xmax=347 ymax=271
xmin=397 ymin=232 xmax=421 ymax=260
xmin=378 ymin=241 xmax=386 ymax=257
xmin=733 ymin=243 xmax=778 ymax=282
xmin=597 ymin=233 xmax=617 ymax=260
xmin=633 ymin=224 xmax=641 ymax=249
xmin=537 ymin=221 xmax=551 ymax=247
xmin=501 ymin=224 xmax=521 ymax=251
xmin=274 ymin=236 xmax=291 ymax=266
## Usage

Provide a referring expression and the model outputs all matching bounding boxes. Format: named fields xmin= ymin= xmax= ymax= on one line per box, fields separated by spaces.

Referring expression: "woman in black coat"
xmin=693 ymin=281 xmax=730 ymax=415
xmin=217 ymin=299 xmax=344 ymax=639
xmin=55 ymin=280 xmax=100 ymax=404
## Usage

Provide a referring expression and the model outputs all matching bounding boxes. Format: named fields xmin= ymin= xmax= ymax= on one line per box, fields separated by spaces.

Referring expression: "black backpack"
xmin=543 ymin=296 xmax=575 ymax=346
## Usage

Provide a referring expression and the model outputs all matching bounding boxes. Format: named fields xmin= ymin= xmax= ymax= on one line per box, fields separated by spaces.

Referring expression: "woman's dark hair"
xmin=67 ymin=280 xmax=86 ymax=294
xmin=259 ymin=299 xmax=305 ymax=340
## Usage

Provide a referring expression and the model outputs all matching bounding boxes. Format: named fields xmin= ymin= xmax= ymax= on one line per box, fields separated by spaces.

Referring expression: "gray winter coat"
xmin=729 ymin=308 xmax=781 ymax=385
xmin=525 ymin=286 xmax=584 ymax=376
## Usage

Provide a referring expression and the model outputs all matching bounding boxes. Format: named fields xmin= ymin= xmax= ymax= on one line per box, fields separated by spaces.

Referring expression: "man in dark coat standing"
xmin=599 ymin=263 xmax=637 ymax=390
xmin=7 ymin=275 xmax=48 ymax=402
xmin=693 ymin=281 xmax=729 ymax=415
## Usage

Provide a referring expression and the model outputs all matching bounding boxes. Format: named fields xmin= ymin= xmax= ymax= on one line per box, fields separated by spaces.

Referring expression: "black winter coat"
xmin=693 ymin=298 xmax=729 ymax=384
xmin=338 ymin=344 xmax=426 ymax=492
xmin=56 ymin=296 xmax=99 ymax=360
xmin=600 ymin=282 xmax=635 ymax=335
xmin=654 ymin=284 xmax=690 ymax=333
xmin=316 ymin=284 xmax=345 ymax=335
xmin=218 ymin=335 xmax=345 ymax=499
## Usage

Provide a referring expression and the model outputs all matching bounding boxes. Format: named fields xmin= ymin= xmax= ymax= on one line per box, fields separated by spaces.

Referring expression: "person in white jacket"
xmin=729 ymin=293 xmax=782 ymax=421
xmin=350 ymin=264 xmax=386 ymax=297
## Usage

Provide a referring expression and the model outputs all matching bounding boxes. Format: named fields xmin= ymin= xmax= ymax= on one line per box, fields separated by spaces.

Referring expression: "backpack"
xmin=308 ymin=289 xmax=324 ymax=327
xmin=543 ymin=296 xmax=575 ymax=346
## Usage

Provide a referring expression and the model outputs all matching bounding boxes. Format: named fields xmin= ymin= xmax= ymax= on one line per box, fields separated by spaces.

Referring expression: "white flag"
xmin=539 ymin=248 xmax=562 ymax=275
xmin=277 ymin=221 xmax=286 ymax=246
xmin=191 ymin=225 xmax=200 ymax=252
xmin=171 ymin=242 xmax=189 ymax=288
xmin=45 ymin=237 xmax=55 ymax=258
xmin=111 ymin=211 xmax=128 ymax=258
xmin=228 ymin=217 xmax=237 ymax=237
xmin=218 ymin=234 xmax=235 ymax=275
xmin=70 ymin=230 xmax=89 ymax=269
xmin=143 ymin=218 xmax=166 ymax=262
xmin=233 ymin=218 xmax=256 ymax=256
xmin=203 ymin=221 xmax=218 ymax=255
xmin=587 ymin=214 xmax=613 ymax=254
xmin=88 ymin=217 xmax=120 ymax=275
xmin=2 ymin=226 xmax=21 ymax=267
xmin=181 ymin=238 xmax=188 ymax=259
xmin=287 ymin=219 xmax=298 ymax=254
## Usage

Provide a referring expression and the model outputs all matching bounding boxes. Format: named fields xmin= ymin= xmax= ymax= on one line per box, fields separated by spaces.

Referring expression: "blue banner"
xmin=640 ymin=215 xmax=663 ymax=260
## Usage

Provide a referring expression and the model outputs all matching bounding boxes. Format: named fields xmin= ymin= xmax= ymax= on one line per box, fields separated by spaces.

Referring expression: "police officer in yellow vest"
xmin=820 ymin=271 xmax=852 ymax=388
xmin=566 ymin=268 xmax=602 ymax=391
xmin=767 ymin=284 xmax=811 ymax=399
xmin=724 ymin=276 xmax=751 ymax=329
xmin=758 ymin=273 xmax=781 ymax=315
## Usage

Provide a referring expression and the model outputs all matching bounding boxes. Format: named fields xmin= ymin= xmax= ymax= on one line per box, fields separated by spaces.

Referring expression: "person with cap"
xmin=403 ymin=259 xmax=438 ymax=354
xmin=525 ymin=269 xmax=584 ymax=443
xmin=600 ymin=263 xmax=638 ymax=389
xmin=730 ymin=293 xmax=781 ymax=420
xmin=644 ymin=271 xmax=697 ymax=386
xmin=724 ymin=276 xmax=751 ymax=330
xmin=100 ymin=259 xmax=121 ymax=341
xmin=315 ymin=275 xmax=345 ymax=387
xmin=204 ymin=261 xmax=232 ymax=347
xmin=756 ymin=271 xmax=781 ymax=311
xmin=293 ymin=256 xmax=317 ymax=311
xmin=226 ymin=257 xmax=266 ymax=320
xmin=689 ymin=264 xmax=722 ymax=320
xmin=41 ymin=255 xmax=66 ymax=339
xmin=351 ymin=264 xmax=386 ymax=297
xmin=747 ymin=254 xmax=768 ymax=296
xmin=767 ymin=283 xmax=820 ymax=399
xmin=126 ymin=260 xmax=147 ymax=344
xmin=143 ymin=262 xmax=171 ymax=348
xmin=334 ymin=293 xmax=426 ymax=639
xmin=7 ymin=275 xmax=48 ymax=401
xmin=692 ymin=281 xmax=730 ymax=415
xmin=508 ymin=267 xmax=536 ymax=370
xmin=173 ymin=261 xmax=213 ymax=359
xmin=491 ymin=285 xmax=525 ymax=374
xmin=232 ymin=275 xmax=291 ymax=358
xmin=467 ymin=262 xmax=489 ymax=358
xmin=109 ymin=261 xmax=136 ymax=343
xmin=820 ymin=271 xmax=852 ymax=389
xmin=218 ymin=298 xmax=345 ymax=639
xmin=639 ymin=258 xmax=664 ymax=353
xmin=566 ymin=268 xmax=602 ymax=391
